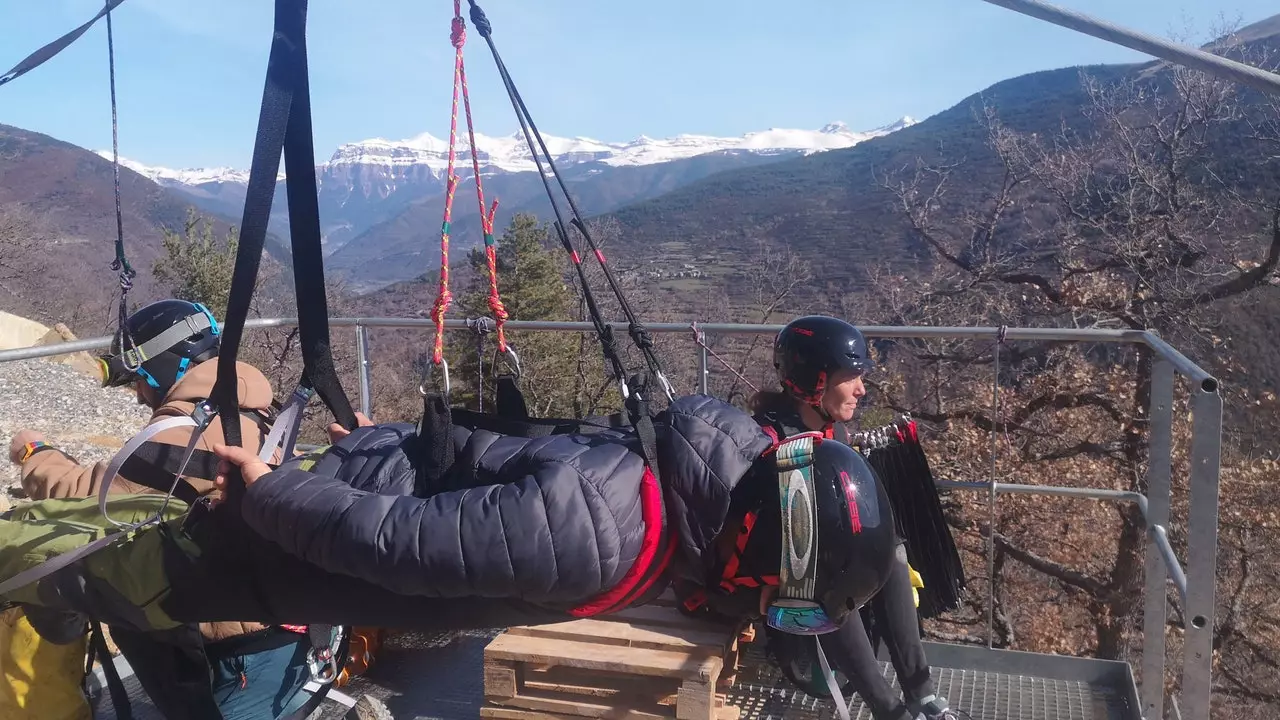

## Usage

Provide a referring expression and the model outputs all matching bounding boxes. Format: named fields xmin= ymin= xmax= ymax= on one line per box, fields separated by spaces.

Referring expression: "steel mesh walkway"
xmin=92 ymin=630 xmax=1139 ymax=720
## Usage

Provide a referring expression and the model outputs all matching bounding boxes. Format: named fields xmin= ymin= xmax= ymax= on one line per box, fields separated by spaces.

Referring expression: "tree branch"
xmin=994 ymin=532 xmax=1107 ymax=596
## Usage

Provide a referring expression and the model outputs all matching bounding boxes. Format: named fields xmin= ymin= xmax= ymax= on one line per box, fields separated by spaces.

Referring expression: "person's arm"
xmin=10 ymin=430 xmax=100 ymax=500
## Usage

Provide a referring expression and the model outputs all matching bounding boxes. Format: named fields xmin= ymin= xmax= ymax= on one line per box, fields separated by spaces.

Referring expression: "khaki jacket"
xmin=20 ymin=358 xmax=281 ymax=643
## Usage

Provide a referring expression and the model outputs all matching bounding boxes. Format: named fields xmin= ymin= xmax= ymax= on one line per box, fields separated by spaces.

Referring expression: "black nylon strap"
xmin=213 ymin=0 xmax=355 ymax=505
xmin=212 ymin=0 xmax=303 ymax=462
xmin=0 ymin=0 xmax=129 ymax=87
xmin=279 ymin=15 xmax=356 ymax=434
xmin=87 ymin=620 xmax=133 ymax=720
xmin=415 ymin=392 xmax=456 ymax=496
xmin=494 ymin=375 xmax=529 ymax=419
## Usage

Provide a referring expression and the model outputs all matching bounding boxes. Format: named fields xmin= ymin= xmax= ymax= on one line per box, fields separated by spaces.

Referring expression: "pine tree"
xmin=456 ymin=213 xmax=589 ymax=416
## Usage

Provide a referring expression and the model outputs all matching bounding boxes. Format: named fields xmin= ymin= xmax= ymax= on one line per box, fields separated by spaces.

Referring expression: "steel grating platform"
xmin=90 ymin=631 xmax=1141 ymax=720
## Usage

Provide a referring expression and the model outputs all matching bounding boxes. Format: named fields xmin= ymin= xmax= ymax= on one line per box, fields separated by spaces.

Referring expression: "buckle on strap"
xmin=306 ymin=627 xmax=344 ymax=685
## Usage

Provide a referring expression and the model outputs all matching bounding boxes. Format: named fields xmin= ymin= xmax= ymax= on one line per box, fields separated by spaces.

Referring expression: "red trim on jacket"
xmin=570 ymin=466 xmax=669 ymax=617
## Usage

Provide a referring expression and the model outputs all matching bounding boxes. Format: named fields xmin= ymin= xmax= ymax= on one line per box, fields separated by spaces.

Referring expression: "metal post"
xmin=1181 ymin=384 xmax=1222 ymax=720
xmin=699 ymin=345 xmax=709 ymax=395
xmin=355 ymin=323 xmax=372 ymax=418
xmin=987 ymin=337 xmax=1001 ymax=649
xmin=1141 ymin=359 xmax=1174 ymax=720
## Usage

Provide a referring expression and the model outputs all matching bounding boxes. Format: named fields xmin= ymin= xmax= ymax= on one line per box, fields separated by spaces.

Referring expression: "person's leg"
xmin=872 ymin=542 xmax=960 ymax=718
xmin=871 ymin=543 xmax=936 ymax=703
xmin=209 ymin=638 xmax=313 ymax=720
xmin=819 ymin=608 xmax=912 ymax=720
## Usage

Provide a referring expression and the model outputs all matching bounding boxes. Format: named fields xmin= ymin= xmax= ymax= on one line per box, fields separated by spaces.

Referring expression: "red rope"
xmin=431 ymin=7 xmax=470 ymax=366
xmin=434 ymin=0 xmax=510 ymax=364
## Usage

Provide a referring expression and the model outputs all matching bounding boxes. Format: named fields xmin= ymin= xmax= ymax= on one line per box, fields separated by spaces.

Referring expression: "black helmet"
xmin=773 ymin=316 xmax=872 ymax=406
xmin=765 ymin=437 xmax=897 ymax=635
xmin=99 ymin=299 xmax=221 ymax=396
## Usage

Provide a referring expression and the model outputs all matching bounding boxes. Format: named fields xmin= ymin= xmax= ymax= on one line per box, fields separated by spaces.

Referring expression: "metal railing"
xmin=0 ymin=317 xmax=1222 ymax=720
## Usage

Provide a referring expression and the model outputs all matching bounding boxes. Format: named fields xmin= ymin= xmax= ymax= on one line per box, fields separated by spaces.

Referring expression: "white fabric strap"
xmin=96 ymin=415 xmax=204 ymax=528
xmin=0 ymin=409 xmax=216 ymax=599
xmin=258 ymin=386 xmax=311 ymax=463
xmin=815 ymin=636 xmax=852 ymax=720
xmin=0 ymin=529 xmax=132 ymax=597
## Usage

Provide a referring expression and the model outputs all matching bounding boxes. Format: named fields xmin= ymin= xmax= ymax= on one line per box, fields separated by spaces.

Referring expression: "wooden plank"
xmin=482 ymin=706 xmax=575 ymax=720
xmin=493 ymin=690 xmax=673 ymax=719
xmin=521 ymin=666 xmax=678 ymax=703
xmin=485 ymin=634 xmax=723 ymax=682
xmin=715 ymin=705 xmax=741 ymax=720
xmin=675 ymin=680 xmax=715 ymax=720
xmin=485 ymin=661 xmax=519 ymax=699
xmin=506 ymin=619 xmax=731 ymax=653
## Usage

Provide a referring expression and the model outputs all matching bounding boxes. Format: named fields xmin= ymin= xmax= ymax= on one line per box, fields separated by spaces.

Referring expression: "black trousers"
xmin=820 ymin=543 xmax=936 ymax=720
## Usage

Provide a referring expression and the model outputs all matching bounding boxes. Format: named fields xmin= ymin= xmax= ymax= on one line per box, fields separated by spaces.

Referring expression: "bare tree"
xmin=873 ymin=35 xmax=1280 ymax=709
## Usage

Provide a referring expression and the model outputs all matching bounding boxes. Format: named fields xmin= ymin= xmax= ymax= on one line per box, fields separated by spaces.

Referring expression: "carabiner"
xmin=418 ymin=358 xmax=451 ymax=397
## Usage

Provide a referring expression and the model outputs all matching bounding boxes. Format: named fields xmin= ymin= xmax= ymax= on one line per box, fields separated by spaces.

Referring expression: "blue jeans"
xmin=208 ymin=638 xmax=314 ymax=720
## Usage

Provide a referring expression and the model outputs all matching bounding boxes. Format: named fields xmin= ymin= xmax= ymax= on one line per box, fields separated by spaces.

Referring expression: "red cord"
xmin=434 ymin=0 xmax=510 ymax=363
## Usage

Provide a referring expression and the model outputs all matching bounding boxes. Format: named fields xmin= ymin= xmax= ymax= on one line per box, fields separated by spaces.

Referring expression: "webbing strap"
xmin=118 ymin=312 xmax=214 ymax=367
xmin=814 ymin=637 xmax=852 ymax=720
xmin=257 ymin=385 xmax=313 ymax=462
xmin=214 ymin=0 xmax=355 ymax=507
xmin=414 ymin=393 xmax=456 ymax=496
xmin=97 ymin=413 xmax=210 ymax=528
xmin=0 ymin=409 xmax=215 ymax=598
xmin=0 ymin=524 xmax=128 ymax=598
xmin=0 ymin=0 xmax=128 ymax=87
xmin=87 ymin=620 xmax=134 ymax=719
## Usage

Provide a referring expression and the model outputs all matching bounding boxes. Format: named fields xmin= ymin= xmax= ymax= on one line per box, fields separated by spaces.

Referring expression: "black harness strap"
xmin=212 ymin=0 xmax=355 ymax=504
xmin=0 ymin=0 xmax=128 ymax=87
xmin=414 ymin=392 xmax=456 ymax=497
xmin=494 ymin=374 xmax=529 ymax=420
xmin=86 ymin=620 xmax=133 ymax=720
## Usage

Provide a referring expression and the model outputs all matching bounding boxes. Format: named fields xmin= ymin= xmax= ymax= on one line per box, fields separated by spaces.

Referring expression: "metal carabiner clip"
xmin=418 ymin=358 xmax=451 ymax=397
xmin=306 ymin=641 xmax=340 ymax=685
xmin=494 ymin=344 xmax=522 ymax=379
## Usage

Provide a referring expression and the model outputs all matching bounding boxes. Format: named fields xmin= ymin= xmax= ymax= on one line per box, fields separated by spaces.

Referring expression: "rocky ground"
xmin=0 ymin=357 xmax=151 ymax=506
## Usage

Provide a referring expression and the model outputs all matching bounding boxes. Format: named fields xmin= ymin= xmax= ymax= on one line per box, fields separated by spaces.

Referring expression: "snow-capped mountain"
xmin=325 ymin=117 xmax=916 ymax=175
xmin=104 ymin=117 xmax=916 ymax=190
xmin=105 ymin=116 xmax=917 ymax=289
xmin=92 ymin=151 xmax=281 ymax=187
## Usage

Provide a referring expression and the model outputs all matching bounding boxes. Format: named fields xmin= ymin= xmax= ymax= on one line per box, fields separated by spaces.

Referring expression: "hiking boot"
xmin=909 ymin=695 xmax=969 ymax=720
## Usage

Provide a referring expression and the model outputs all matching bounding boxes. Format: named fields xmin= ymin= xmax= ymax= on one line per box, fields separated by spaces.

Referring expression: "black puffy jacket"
xmin=238 ymin=395 xmax=775 ymax=614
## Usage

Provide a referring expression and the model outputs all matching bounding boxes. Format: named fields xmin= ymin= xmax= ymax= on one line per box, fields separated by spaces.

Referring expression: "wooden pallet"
xmin=482 ymin=592 xmax=754 ymax=720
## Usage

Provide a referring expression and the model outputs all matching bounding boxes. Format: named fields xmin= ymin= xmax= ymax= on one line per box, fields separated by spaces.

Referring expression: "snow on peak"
xmin=94 ymin=150 xmax=282 ymax=185
xmin=326 ymin=118 xmax=913 ymax=173
xmin=103 ymin=117 xmax=917 ymax=187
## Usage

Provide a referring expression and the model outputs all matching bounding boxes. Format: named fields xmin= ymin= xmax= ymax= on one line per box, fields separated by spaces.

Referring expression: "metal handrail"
xmin=0 ymin=316 xmax=1222 ymax=720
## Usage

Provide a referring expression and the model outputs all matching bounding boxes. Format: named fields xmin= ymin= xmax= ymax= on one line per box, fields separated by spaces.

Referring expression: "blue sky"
xmin=2 ymin=0 xmax=1276 ymax=169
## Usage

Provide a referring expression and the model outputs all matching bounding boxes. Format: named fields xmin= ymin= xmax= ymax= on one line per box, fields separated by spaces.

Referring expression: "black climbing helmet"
xmin=765 ymin=438 xmax=897 ymax=635
xmin=773 ymin=315 xmax=872 ymax=406
xmin=99 ymin=299 xmax=221 ymax=396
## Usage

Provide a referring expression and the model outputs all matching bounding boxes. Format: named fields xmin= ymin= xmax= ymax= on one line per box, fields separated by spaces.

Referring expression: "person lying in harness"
xmin=5 ymin=299 xmax=327 ymax=720
xmin=0 ymin=316 xmax=952 ymax=720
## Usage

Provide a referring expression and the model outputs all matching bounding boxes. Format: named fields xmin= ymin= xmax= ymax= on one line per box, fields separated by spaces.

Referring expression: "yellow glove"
xmin=907 ymin=563 xmax=924 ymax=608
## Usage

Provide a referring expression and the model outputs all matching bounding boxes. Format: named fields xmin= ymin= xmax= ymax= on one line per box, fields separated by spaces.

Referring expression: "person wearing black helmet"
xmin=732 ymin=314 xmax=959 ymax=720
xmin=6 ymin=299 xmax=330 ymax=720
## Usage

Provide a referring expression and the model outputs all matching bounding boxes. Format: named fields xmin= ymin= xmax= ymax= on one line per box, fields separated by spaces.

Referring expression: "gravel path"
xmin=0 ymin=358 xmax=152 ymax=503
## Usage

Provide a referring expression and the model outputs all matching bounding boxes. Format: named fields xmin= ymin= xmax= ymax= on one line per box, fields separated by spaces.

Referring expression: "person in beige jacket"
xmin=6 ymin=299 xmax=324 ymax=720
